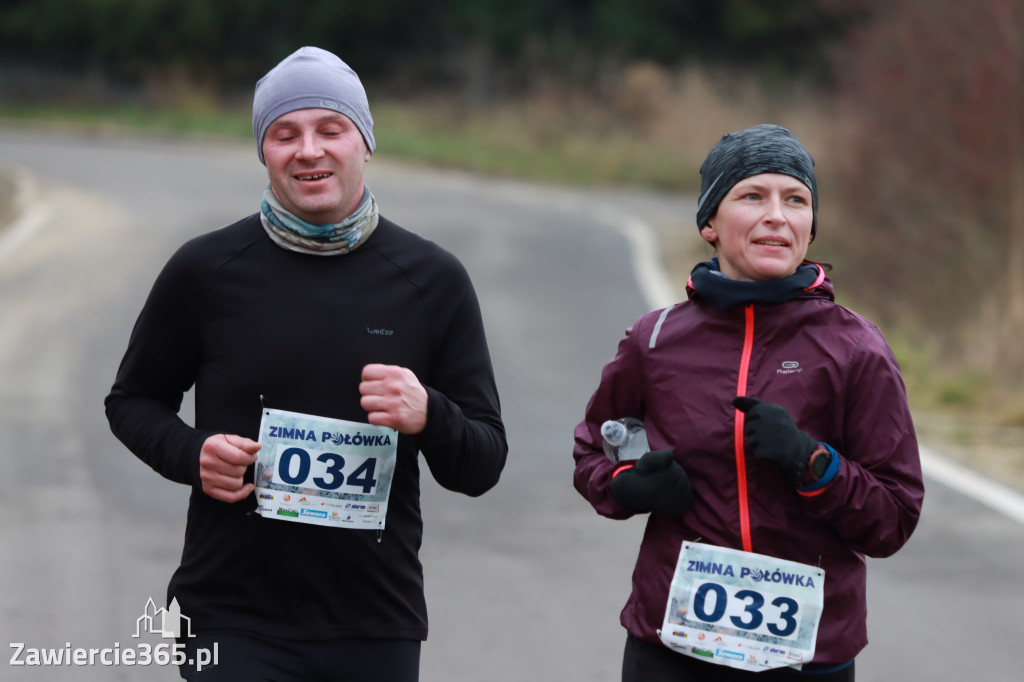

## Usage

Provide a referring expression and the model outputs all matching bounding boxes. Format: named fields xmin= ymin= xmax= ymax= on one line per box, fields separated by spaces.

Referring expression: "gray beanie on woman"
xmin=696 ymin=124 xmax=818 ymax=236
xmin=253 ymin=46 xmax=375 ymax=165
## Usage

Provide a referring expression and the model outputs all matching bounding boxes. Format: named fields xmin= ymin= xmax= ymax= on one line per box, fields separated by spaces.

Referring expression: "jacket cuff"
xmin=189 ymin=429 xmax=219 ymax=488
xmin=797 ymin=442 xmax=840 ymax=495
xmin=416 ymin=386 xmax=451 ymax=448
xmin=611 ymin=462 xmax=635 ymax=479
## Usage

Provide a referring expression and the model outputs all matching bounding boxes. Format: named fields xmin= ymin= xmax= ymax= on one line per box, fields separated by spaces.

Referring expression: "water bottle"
xmin=601 ymin=417 xmax=649 ymax=463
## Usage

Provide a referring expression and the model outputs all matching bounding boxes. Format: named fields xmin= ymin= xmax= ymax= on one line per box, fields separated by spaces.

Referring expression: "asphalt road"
xmin=1 ymin=128 xmax=1022 ymax=681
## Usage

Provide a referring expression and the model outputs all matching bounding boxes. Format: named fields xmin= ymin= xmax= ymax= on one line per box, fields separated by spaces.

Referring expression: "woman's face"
xmin=701 ymin=173 xmax=814 ymax=282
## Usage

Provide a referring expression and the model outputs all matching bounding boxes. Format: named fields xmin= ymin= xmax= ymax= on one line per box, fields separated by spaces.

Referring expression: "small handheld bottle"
xmin=600 ymin=417 xmax=649 ymax=463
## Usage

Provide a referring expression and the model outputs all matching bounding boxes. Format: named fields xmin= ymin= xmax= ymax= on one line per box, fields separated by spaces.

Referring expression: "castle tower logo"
xmin=134 ymin=597 xmax=194 ymax=639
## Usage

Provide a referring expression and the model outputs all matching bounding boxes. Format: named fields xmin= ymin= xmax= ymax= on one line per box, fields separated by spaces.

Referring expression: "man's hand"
xmin=199 ymin=433 xmax=261 ymax=503
xmin=733 ymin=396 xmax=817 ymax=487
xmin=359 ymin=364 xmax=428 ymax=434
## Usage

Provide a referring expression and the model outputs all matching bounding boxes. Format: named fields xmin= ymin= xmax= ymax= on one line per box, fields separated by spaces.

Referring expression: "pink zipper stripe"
xmin=734 ymin=304 xmax=755 ymax=553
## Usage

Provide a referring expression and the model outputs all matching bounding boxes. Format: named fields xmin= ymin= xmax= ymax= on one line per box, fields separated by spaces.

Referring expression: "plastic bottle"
xmin=600 ymin=417 xmax=649 ymax=463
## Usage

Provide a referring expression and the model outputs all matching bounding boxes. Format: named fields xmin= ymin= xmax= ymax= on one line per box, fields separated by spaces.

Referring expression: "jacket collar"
xmin=685 ymin=258 xmax=833 ymax=309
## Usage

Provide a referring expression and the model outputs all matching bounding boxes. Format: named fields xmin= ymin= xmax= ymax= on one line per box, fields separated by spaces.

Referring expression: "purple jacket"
xmin=573 ymin=271 xmax=923 ymax=664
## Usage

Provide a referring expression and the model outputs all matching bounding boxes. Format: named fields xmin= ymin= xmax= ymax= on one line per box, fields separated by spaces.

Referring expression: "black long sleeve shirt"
xmin=105 ymin=214 xmax=506 ymax=641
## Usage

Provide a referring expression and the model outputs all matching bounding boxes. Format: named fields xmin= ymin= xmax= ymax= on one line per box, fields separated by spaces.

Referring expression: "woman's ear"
xmin=701 ymin=224 xmax=717 ymax=245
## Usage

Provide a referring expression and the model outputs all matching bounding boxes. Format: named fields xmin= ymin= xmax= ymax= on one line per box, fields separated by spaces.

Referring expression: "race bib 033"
xmin=659 ymin=541 xmax=825 ymax=673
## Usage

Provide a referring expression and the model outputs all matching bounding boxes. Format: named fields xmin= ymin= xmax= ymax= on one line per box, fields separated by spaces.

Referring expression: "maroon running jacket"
xmin=573 ymin=270 xmax=924 ymax=664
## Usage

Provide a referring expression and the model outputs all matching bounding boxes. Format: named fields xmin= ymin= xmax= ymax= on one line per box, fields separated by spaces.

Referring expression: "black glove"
xmin=733 ymin=397 xmax=817 ymax=487
xmin=609 ymin=449 xmax=694 ymax=517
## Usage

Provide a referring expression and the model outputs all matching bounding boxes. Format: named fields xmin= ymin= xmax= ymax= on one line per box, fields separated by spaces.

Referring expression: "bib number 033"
xmin=272 ymin=445 xmax=378 ymax=494
xmin=688 ymin=581 xmax=801 ymax=639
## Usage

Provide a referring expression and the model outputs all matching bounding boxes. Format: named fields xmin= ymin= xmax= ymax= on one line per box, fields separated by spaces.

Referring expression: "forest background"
xmin=0 ymin=0 xmax=1021 ymax=477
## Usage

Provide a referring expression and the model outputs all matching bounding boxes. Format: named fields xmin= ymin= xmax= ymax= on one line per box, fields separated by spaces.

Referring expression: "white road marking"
xmin=0 ymin=164 xmax=49 ymax=265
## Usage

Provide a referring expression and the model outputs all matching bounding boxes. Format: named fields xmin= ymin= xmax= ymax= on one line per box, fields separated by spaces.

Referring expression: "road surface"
xmin=1 ymin=128 xmax=1022 ymax=681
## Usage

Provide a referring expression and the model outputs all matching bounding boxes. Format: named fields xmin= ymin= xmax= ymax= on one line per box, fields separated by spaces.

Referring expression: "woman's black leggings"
xmin=623 ymin=634 xmax=854 ymax=682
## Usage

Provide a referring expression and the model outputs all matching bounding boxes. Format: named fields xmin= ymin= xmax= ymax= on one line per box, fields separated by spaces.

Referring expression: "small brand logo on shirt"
xmin=366 ymin=327 xmax=394 ymax=336
xmin=777 ymin=361 xmax=803 ymax=375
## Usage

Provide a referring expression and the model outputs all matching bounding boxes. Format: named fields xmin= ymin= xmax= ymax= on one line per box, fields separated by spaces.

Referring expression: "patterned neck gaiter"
xmin=260 ymin=185 xmax=379 ymax=256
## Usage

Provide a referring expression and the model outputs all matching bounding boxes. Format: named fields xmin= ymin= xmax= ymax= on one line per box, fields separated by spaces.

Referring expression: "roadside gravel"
xmin=0 ymin=167 xmax=14 ymax=227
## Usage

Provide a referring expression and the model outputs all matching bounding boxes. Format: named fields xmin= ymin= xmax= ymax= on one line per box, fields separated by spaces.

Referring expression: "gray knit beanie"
xmin=253 ymin=46 xmax=375 ymax=165
xmin=696 ymin=124 xmax=817 ymax=237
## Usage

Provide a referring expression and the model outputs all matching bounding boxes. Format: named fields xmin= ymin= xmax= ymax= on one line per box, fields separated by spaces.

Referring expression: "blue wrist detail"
xmin=798 ymin=442 xmax=840 ymax=492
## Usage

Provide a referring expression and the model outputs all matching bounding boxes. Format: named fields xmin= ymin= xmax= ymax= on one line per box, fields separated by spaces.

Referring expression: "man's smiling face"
xmin=262 ymin=108 xmax=371 ymax=225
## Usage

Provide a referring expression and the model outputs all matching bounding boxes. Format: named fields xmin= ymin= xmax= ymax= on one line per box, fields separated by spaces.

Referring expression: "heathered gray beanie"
xmin=253 ymin=46 xmax=375 ymax=165
xmin=696 ymin=124 xmax=818 ymax=237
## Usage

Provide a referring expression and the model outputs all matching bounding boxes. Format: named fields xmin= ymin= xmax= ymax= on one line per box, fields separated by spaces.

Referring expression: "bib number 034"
xmin=272 ymin=445 xmax=378 ymax=494
xmin=688 ymin=581 xmax=801 ymax=639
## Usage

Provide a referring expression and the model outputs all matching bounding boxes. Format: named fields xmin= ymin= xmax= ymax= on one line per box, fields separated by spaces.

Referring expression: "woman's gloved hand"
xmin=609 ymin=449 xmax=694 ymax=517
xmin=733 ymin=396 xmax=817 ymax=486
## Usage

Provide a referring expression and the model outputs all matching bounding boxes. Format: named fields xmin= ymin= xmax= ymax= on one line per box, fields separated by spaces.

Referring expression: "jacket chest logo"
xmin=776 ymin=361 xmax=803 ymax=375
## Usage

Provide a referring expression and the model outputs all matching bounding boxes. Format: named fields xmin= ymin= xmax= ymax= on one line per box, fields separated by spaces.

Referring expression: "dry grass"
xmin=415 ymin=61 xmax=1023 ymax=477
xmin=1 ymin=60 xmax=1019 ymax=477
xmin=374 ymin=63 xmax=848 ymax=194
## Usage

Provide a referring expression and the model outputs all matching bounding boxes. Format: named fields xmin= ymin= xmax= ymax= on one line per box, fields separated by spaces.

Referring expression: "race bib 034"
xmin=254 ymin=408 xmax=398 ymax=531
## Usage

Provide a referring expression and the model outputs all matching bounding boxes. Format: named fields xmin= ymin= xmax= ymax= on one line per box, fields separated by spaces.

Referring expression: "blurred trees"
xmin=2 ymin=0 xmax=1020 ymax=388
xmin=830 ymin=0 xmax=1024 ymax=382
xmin=0 ymin=0 xmax=429 ymax=91
xmin=0 ymin=0 xmax=861 ymax=98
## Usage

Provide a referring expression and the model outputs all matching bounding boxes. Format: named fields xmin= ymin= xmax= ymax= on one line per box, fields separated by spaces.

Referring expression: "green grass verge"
xmin=0 ymin=103 xmax=252 ymax=138
xmin=0 ymin=102 xmax=698 ymax=193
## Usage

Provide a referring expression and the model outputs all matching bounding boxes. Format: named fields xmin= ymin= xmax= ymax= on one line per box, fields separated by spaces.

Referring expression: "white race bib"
xmin=255 ymin=408 xmax=397 ymax=531
xmin=659 ymin=541 xmax=824 ymax=672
